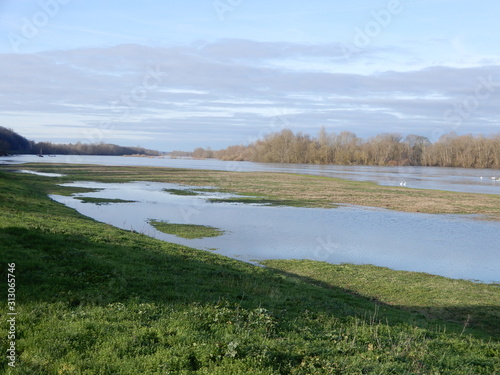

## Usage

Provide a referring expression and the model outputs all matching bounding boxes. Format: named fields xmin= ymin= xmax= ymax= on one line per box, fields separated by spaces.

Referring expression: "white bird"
xmin=480 ymin=176 xmax=483 ymax=179
xmin=399 ymin=181 xmax=406 ymax=186
xmin=491 ymin=177 xmax=496 ymax=180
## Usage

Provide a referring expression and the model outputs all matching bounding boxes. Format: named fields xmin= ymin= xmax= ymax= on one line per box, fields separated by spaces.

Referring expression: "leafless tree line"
xmin=211 ymin=128 xmax=500 ymax=169
xmin=34 ymin=141 xmax=161 ymax=156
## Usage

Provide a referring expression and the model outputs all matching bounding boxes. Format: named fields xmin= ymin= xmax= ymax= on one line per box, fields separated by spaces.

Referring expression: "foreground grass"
xmin=0 ymin=167 xmax=499 ymax=374
xmin=262 ymin=260 xmax=500 ymax=339
xmin=15 ymin=162 xmax=500 ymax=219
xmin=149 ymin=220 xmax=225 ymax=239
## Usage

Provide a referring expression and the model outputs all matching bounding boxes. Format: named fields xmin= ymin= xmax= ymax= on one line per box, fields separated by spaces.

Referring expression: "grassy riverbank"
xmin=0 ymin=165 xmax=499 ymax=374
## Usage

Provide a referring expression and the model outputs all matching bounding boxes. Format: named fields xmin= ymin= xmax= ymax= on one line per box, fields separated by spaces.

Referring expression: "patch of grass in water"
xmin=48 ymin=185 xmax=103 ymax=197
xmin=163 ymin=188 xmax=200 ymax=196
xmin=209 ymin=196 xmax=330 ymax=207
xmin=75 ymin=197 xmax=135 ymax=205
xmin=149 ymin=219 xmax=225 ymax=239
xmin=193 ymin=188 xmax=221 ymax=193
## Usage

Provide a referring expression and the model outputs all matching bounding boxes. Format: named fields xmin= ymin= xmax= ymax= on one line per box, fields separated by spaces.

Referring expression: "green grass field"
xmin=0 ymin=165 xmax=499 ymax=374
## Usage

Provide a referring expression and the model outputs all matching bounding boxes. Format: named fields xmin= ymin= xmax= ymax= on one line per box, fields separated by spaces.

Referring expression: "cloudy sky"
xmin=1 ymin=0 xmax=500 ymax=151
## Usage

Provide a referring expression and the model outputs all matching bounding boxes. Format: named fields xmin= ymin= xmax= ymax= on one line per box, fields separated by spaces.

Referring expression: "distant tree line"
xmin=169 ymin=150 xmax=193 ymax=158
xmin=0 ymin=127 xmax=160 ymax=157
xmin=208 ymin=128 xmax=500 ymax=169
xmin=0 ymin=126 xmax=31 ymax=155
xmin=169 ymin=147 xmax=215 ymax=159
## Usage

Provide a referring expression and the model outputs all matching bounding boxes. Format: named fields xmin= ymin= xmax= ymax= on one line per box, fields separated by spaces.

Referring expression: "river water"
xmin=2 ymin=154 xmax=500 ymax=195
xmin=49 ymin=180 xmax=500 ymax=283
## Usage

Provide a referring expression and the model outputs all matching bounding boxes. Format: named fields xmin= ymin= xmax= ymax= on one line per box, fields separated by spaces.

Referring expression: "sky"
xmin=1 ymin=0 xmax=500 ymax=151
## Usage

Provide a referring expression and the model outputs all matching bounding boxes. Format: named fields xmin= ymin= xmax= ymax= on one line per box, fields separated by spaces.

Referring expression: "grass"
xmin=163 ymin=188 xmax=201 ymax=196
xmin=48 ymin=186 xmax=102 ymax=196
xmin=261 ymin=260 xmax=500 ymax=339
xmin=0 ymin=165 xmax=499 ymax=374
xmin=75 ymin=197 xmax=136 ymax=205
xmin=208 ymin=196 xmax=312 ymax=207
xmin=149 ymin=220 xmax=225 ymax=239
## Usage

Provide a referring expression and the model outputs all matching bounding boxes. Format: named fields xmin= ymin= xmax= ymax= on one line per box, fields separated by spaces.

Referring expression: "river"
xmin=48 ymin=180 xmax=500 ymax=283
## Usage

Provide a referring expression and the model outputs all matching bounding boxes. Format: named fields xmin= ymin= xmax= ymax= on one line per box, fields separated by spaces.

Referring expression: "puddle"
xmin=16 ymin=170 xmax=65 ymax=177
xmin=50 ymin=181 xmax=500 ymax=283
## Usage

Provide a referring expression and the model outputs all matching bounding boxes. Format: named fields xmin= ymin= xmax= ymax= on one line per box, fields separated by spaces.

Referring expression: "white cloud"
xmin=1 ymin=40 xmax=500 ymax=150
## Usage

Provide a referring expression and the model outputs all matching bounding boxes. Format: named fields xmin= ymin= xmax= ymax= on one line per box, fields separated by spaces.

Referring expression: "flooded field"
xmin=4 ymin=154 xmax=500 ymax=195
xmin=50 ymin=180 xmax=500 ymax=283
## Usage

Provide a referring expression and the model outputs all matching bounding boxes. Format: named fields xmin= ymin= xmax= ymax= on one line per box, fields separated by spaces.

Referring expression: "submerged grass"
xmin=0 ymin=165 xmax=499 ymax=374
xmin=208 ymin=196 xmax=315 ymax=207
xmin=163 ymin=188 xmax=201 ymax=196
xmin=149 ymin=220 xmax=225 ymax=239
xmin=75 ymin=197 xmax=135 ymax=205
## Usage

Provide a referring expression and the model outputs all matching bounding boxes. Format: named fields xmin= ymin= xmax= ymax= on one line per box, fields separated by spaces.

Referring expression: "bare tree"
xmin=213 ymin=128 xmax=499 ymax=169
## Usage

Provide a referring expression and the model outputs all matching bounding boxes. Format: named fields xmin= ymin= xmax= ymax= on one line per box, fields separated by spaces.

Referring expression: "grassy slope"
xmin=0 ymin=166 xmax=499 ymax=374
xmin=262 ymin=260 xmax=500 ymax=338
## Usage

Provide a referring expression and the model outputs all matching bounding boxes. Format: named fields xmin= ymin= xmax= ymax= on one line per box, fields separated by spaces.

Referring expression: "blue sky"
xmin=1 ymin=0 xmax=500 ymax=151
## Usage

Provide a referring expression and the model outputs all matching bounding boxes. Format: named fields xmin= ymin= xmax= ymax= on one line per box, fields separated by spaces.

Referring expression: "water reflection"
xmin=16 ymin=169 xmax=65 ymax=177
xmin=50 ymin=181 xmax=500 ymax=283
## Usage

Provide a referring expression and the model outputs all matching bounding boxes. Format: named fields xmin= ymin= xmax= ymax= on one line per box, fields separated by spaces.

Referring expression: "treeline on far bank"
xmin=193 ymin=128 xmax=500 ymax=169
xmin=0 ymin=126 xmax=160 ymax=156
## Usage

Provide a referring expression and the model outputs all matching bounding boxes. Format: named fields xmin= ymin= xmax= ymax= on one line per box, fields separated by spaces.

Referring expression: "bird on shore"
xmin=399 ymin=181 xmax=406 ymax=187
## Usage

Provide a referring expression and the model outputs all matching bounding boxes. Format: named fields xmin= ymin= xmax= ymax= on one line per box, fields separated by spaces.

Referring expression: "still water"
xmin=50 ymin=180 xmax=500 ymax=283
xmin=2 ymin=154 xmax=500 ymax=195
